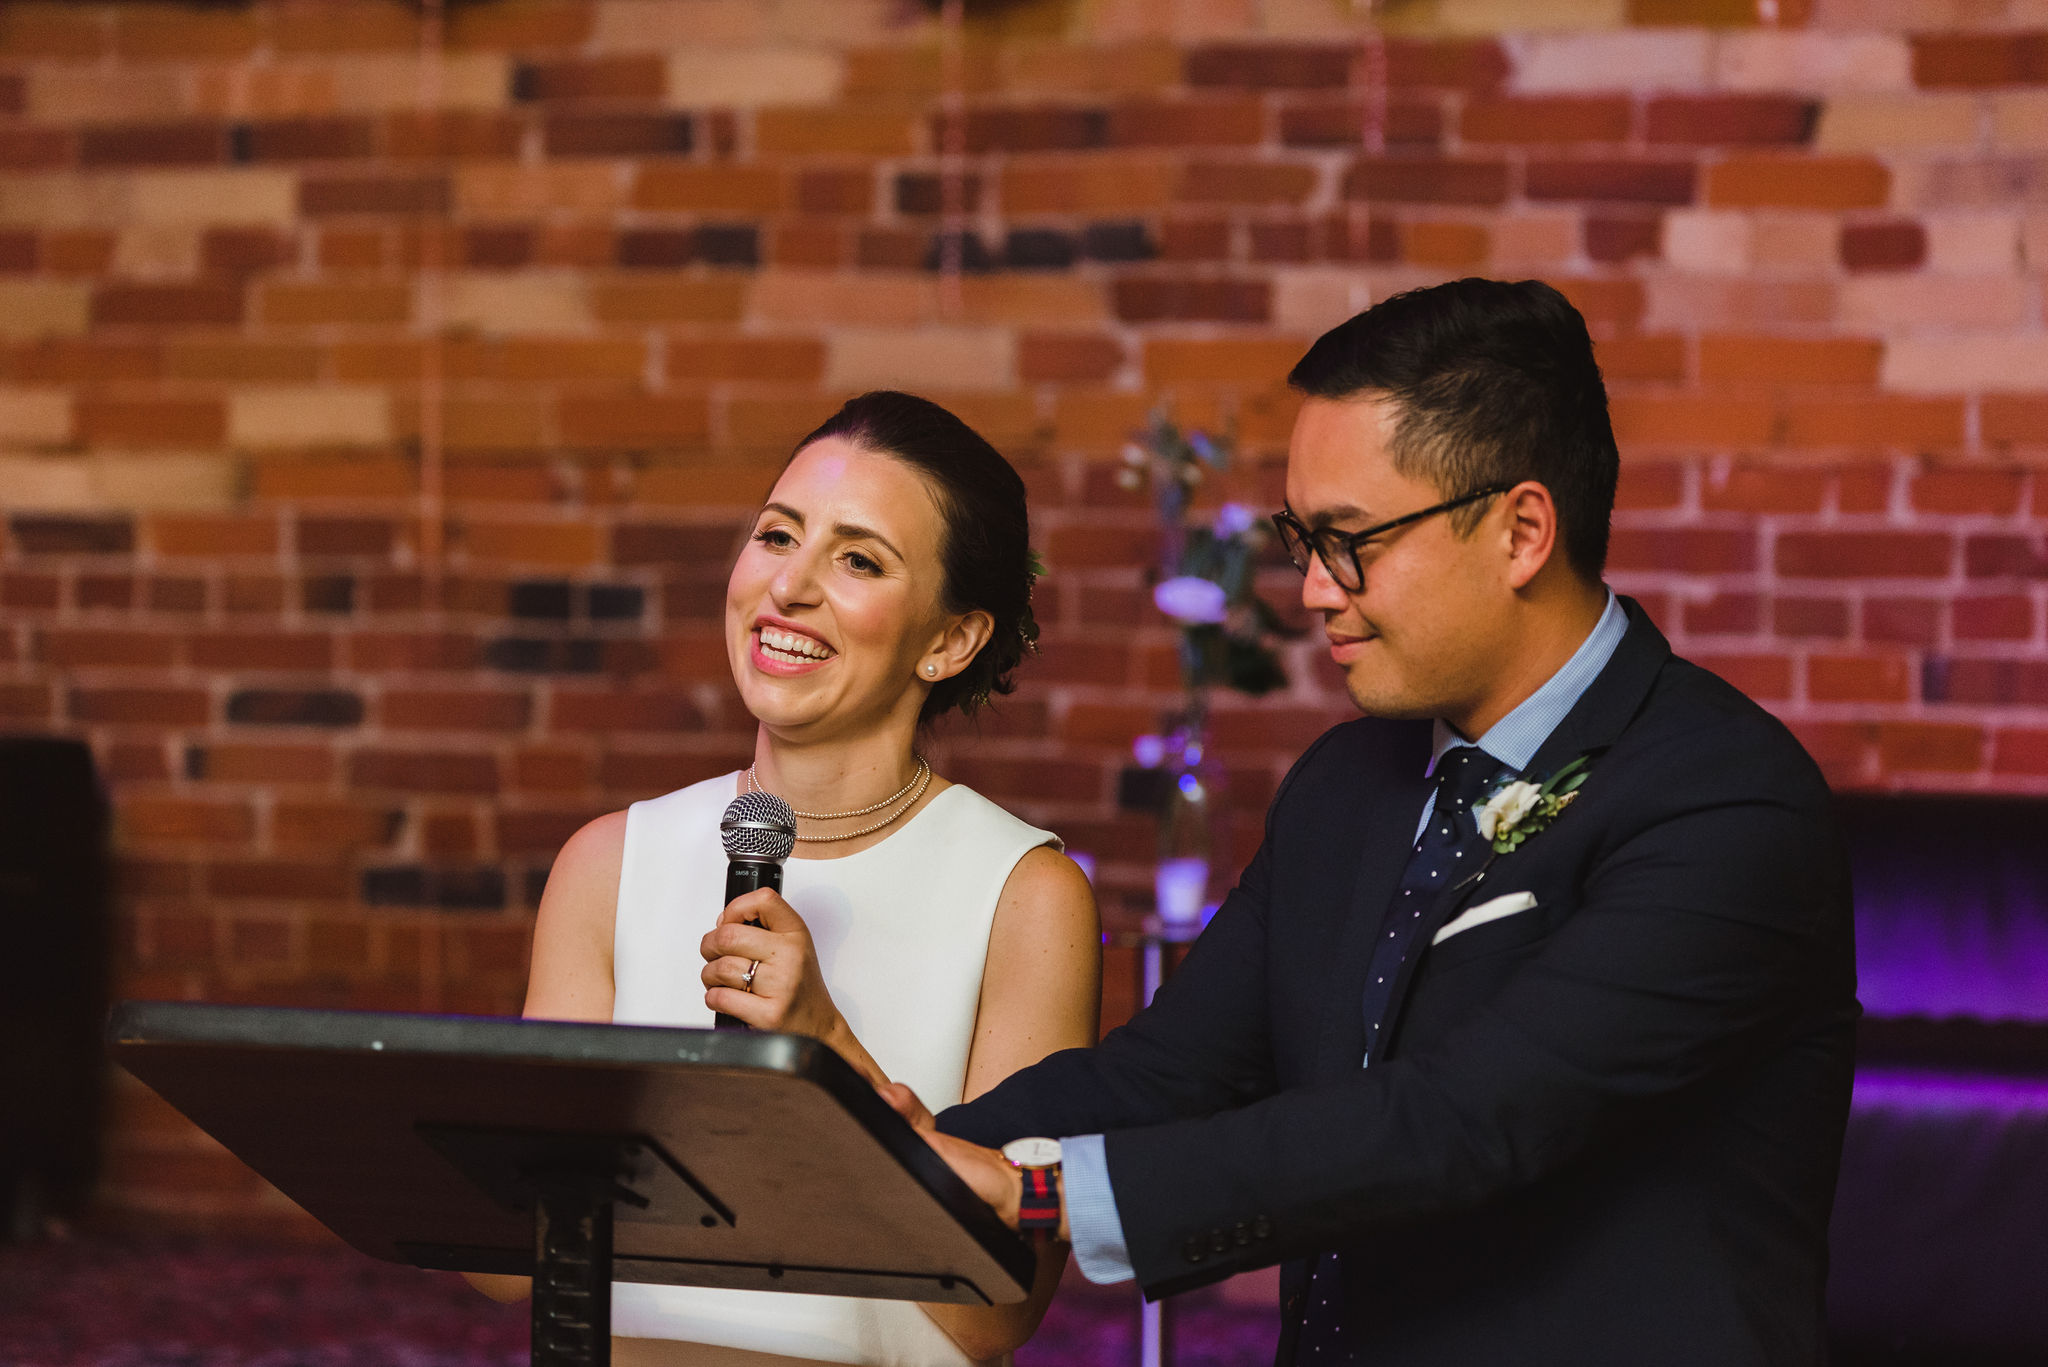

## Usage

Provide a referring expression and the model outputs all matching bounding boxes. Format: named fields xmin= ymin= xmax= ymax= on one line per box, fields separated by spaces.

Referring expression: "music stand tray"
xmin=108 ymin=1001 xmax=1034 ymax=1367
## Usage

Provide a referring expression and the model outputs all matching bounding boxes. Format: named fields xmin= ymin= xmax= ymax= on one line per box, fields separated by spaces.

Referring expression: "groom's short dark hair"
xmin=1289 ymin=278 xmax=1619 ymax=581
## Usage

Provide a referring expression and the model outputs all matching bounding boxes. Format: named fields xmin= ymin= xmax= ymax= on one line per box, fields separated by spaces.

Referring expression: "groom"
xmin=891 ymin=278 xmax=1858 ymax=1366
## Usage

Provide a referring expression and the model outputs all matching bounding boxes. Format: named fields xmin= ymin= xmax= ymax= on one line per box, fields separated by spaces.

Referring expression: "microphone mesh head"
xmin=720 ymin=791 xmax=796 ymax=861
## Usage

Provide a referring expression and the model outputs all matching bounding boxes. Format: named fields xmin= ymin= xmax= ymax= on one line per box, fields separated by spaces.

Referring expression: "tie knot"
xmin=1434 ymin=747 xmax=1505 ymax=827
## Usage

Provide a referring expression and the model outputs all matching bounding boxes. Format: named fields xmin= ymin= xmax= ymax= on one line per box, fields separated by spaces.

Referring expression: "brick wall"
xmin=0 ymin=0 xmax=2042 ymax=1228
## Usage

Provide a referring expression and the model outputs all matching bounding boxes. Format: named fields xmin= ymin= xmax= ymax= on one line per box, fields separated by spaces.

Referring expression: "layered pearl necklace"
xmin=744 ymin=756 xmax=932 ymax=843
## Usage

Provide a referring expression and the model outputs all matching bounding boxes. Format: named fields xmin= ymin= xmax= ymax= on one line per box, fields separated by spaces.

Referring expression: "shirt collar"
xmin=1428 ymin=590 xmax=1626 ymax=778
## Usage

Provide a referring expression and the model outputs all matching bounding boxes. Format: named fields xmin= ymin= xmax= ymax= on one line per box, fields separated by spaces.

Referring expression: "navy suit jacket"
xmin=941 ymin=601 xmax=1858 ymax=1367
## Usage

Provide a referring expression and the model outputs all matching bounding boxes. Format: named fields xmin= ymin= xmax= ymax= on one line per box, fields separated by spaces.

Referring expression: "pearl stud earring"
xmin=925 ymin=663 xmax=937 ymax=676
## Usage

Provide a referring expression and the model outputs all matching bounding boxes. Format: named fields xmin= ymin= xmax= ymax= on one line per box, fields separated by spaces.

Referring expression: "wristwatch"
xmin=1000 ymin=1137 xmax=1063 ymax=1238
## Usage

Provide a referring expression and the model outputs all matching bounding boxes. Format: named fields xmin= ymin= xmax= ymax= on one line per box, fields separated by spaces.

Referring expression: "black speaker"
xmin=0 ymin=737 xmax=111 ymax=1240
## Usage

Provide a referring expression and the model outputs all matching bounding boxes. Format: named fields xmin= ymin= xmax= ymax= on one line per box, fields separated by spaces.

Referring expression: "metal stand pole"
xmin=1139 ymin=928 xmax=1169 ymax=1367
xmin=532 ymin=1179 xmax=614 ymax=1367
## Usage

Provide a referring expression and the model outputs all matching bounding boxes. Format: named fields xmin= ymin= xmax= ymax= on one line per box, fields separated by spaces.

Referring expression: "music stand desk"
xmin=108 ymin=1001 xmax=1034 ymax=1367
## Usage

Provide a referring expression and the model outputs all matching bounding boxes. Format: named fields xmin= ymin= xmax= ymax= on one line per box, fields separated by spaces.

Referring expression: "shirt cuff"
xmin=1059 ymin=1133 xmax=1135 ymax=1284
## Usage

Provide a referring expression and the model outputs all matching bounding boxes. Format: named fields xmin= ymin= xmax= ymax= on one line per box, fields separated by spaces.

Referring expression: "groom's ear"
xmin=1501 ymin=481 xmax=1561 ymax=591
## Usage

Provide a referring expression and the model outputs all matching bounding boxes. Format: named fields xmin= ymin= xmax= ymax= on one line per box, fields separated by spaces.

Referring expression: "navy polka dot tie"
xmin=1294 ymin=744 xmax=1506 ymax=1362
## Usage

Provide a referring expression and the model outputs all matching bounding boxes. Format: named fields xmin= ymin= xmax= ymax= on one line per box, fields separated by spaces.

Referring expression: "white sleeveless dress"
xmin=609 ymin=772 xmax=1060 ymax=1367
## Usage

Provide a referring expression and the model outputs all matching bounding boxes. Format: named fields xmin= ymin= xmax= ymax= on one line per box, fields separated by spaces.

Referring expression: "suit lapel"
xmin=1311 ymin=722 xmax=1431 ymax=1082
xmin=1373 ymin=599 xmax=1674 ymax=1059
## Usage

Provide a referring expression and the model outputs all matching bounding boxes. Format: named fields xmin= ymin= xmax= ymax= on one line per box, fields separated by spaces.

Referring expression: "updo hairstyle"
xmin=791 ymin=391 xmax=1039 ymax=724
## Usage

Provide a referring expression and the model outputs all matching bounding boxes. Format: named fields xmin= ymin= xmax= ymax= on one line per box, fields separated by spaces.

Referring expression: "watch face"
xmin=1001 ymin=1137 xmax=1062 ymax=1169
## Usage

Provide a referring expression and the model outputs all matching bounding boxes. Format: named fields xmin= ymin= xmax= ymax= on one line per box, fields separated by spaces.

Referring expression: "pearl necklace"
xmin=744 ymin=757 xmax=932 ymax=843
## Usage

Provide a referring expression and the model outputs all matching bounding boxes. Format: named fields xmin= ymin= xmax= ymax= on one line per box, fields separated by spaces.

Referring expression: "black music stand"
xmin=108 ymin=1001 xmax=1034 ymax=1367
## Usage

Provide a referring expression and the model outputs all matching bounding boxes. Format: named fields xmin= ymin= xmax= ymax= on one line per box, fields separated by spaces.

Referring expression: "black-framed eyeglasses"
xmin=1271 ymin=483 xmax=1513 ymax=593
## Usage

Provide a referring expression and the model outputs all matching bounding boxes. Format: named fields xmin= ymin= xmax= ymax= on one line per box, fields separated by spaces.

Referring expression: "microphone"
xmin=714 ymin=791 xmax=796 ymax=1031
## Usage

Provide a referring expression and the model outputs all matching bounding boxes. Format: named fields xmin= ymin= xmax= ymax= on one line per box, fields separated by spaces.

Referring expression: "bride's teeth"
xmin=761 ymin=628 xmax=830 ymax=660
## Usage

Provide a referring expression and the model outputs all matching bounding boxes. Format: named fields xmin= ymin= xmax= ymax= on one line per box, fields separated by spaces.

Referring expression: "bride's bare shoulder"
xmin=541 ymin=810 xmax=630 ymax=915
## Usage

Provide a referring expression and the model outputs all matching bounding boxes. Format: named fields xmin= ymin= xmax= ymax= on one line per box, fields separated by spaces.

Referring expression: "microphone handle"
xmin=714 ymin=858 xmax=783 ymax=1031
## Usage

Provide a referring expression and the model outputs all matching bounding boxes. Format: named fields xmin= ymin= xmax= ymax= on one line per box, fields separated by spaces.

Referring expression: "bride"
xmin=496 ymin=390 xmax=1100 ymax=1366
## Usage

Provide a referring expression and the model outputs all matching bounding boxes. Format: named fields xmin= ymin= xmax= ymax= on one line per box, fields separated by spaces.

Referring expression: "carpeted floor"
xmin=0 ymin=1235 xmax=1278 ymax=1367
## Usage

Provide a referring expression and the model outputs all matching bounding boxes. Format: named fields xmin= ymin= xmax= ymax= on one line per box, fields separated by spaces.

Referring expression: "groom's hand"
xmin=879 ymin=1082 xmax=1057 ymax=1238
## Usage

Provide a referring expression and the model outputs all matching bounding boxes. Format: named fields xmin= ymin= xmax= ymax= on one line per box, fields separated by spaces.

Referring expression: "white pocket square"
xmin=1432 ymin=891 xmax=1539 ymax=946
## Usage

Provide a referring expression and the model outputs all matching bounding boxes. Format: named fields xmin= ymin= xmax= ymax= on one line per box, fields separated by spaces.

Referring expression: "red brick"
xmin=1462 ymin=97 xmax=1631 ymax=144
xmin=1343 ymin=158 xmax=1510 ymax=205
xmin=69 ymin=687 xmax=209 ymax=726
xmin=1403 ymin=221 xmax=1488 ymax=266
xmin=1277 ymin=98 xmax=1443 ymax=149
xmin=545 ymin=112 xmax=693 ymax=158
xmin=1835 ymin=466 xmax=1894 ymax=513
xmin=1776 ymin=532 xmax=1952 ymax=578
xmin=1551 ymin=278 xmax=1646 ymax=330
xmin=0 ymin=341 xmax=162 ymax=385
xmin=199 ymin=228 xmax=296 ymax=276
xmin=386 ymin=111 xmax=525 ymax=160
xmin=1877 ymin=722 xmax=1984 ymax=774
xmin=1936 ymin=658 xmax=2048 ymax=706
xmin=1144 ymin=337 xmax=1305 ymax=385
xmin=1613 ymin=461 xmax=1685 ymax=507
xmin=956 ymin=106 xmax=1107 ymax=153
xmin=1706 ymin=157 xmax=1889 ymax=209
xmin=1991 ymin=730 xmax=2048 ymax=775
xmin=151 ymin=515 xmax=278 ymax=558
xmin=447 ymin=1 xmax=594 ymax=50
xmin=1595 ymin=335 xmax=1685 ymax=383
xmin=1780 ymin=398 xmax=1965 ymax=451
xmin=1683 ymin=592 xmax=1761 ymax=635
xmin=206 ymin=860 xmax=350 ymax=900
xmin=193 ymin=743 xmax=334 ymax=784
xmin=240 ymin=117 xmax=378 ymax=162
xmin=1983 ymin=397 xmax=2048 ymax=446
xmin=1178 ymin=161 xmax=1318 ymax=204
xmin=1585 ymin=214 xmax=1662 ymax=263
xmin=385 ymin=689 xmax=532 ymax=732
xmin=1700 ymin=465 xmax=1828 ymax=513
xmin=558 ymin=395 xmax=709 ymax=450
xmin=514 ymin=54 xmax=662 ymax=102
xmin=1020 ymin=334 xmax=1125 ymax=384
xmin=1607 ymin=527 xmax=1757 ymax=573
xmin=1863 ymin=597 xmax=1940 ymax=647
xmin=76 ymin=398 xmax=226 ymax=447
xmin=665 ymin=337 xmax=823 ymax=385
xmin=1526 ymin=160 xmax=1695 ymax=205
xmin=2 ymin=572 xmax=61 ymax=609
xmin=350 ymin=749 xmax=499 ymax=794
xmin=116 ymin=7 xmax=259 ymax=59
xmin=270 ymin=1 xmax=421 ymax=51
xmin=1630 ymin=0 xmax=1814 ymax=21
xmin=0 ymin=684 xmax=54 ymax=722
xmin=1158 ymin=216 xmax=1235 ymax=262
xmin=40 ymin=629 xmax=175 ymax=668
xmin=300 ymin=175 xmax=451 ymax=216
xmin=1610 ymin=394 xmax=1775 ymax=446
xmin=261 ymin=282 xmax=412 ymax=326
xmin=1964 ymin=534 xmax=2048 ymax=579
xmin=0 ymin=128 xmax=74 ymax=171
xmin=1644 ymin=96 xmax=1817 ymax=145
xmin=1954 ymin=595 xmax=2035 ymax=640
xmin=0 ymin=230 xmax=37 ymax=271
xmin=1698 ymin=335 xmax=1882 ymax=387
xmin=1186 ymin=43 xmax=1354 ymax=88
xmin=188 ymin=632 xmax=333 ymax=671
xmin=1840 ymin=221 xmax=1925 ymax=272
xmin=124 ymin=797 xmax=255 ymax=844
xmin=1382 ymin=39 xmax=1510 ymax=91
xmin=1808 ymin=654 xmax=1913 ymax=703
xmin=1108 ymin=98 xmax=1265 ymax=148
xmin=0 ymin=7 xmax=107 ymax=60
xmin=1113 ymin=277 xmax=1270 ymax=324
xmin=1912 ymin=468 xmax=2025 ymax=515
xmin=1912 ymin=32 xmax=2048 ymax=87
xmin=92 ymin=284 xmax=245 ymax=327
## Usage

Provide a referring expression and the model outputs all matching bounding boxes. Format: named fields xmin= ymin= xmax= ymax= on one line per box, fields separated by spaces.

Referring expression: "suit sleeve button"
xmin=1232 ymin=1221 xmax=1251 ymax=1246
xmin=1251 ymin=1216 xmax=1273 ymax=1240
xmin=1209 ymin=1229 xmax=1230 ymax=1254
xmin=1181 ymin=1236 xmax=1206 ymax=1264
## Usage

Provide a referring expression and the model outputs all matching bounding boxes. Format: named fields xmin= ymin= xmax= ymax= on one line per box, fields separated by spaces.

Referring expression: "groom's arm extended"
xmin=935 ymin=731 xmax=1347 ymax=1151
xmin=1097 ymin=737 xmax=1853 ymax=1296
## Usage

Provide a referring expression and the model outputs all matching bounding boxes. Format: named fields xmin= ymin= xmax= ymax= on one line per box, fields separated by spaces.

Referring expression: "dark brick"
xmin=695 ymin=224 xmax=759 ymax=268
xmin=299 ymin=175 xmax=451 ymax=216
xmin=1083 ymin=221 xmax=1156 ymax=262
xmin=303 ymin=576 xmax=355 ymax=613
xmin=0 ymin=74 xmax=22 ymax=117
xmin=894 ymin=172 xmax=982 ymax=216
xmin=543 ymin=112 xmax=693 ymax=158
xmin=0 ymin=230 xmax=36 ymax=272
xmin=957 ymin=107 xmax=1108 ymax=153
xmin=586 ymin=584 xmax=644 ymax=620
xmin=1343 ymin=158 xmax=1509 ymax=204
xmin=1004 ymin=228 xmax=1077 ymax=270
xmin=9 ymin=515 xmax=134 ymax=555
xmin=859 ymin=228 xmax=926 ymax=270
xmin=80 ymin=122 xmax=224 ymax=167
xmin=1840 ymin=221 xmax=1925 ymax=272
xmin=0 ymin=128 xmax=73 ymax=171
xmin=1585 ymin=213 xmax=1662 ymax=262
xmin=1912 ymin=32 xmax=2048 ymax=88
xmin=200 ymin=227 xmax=293 ymax=274
xmin=797 ymin=169 xmax=872 ymax=215
xmin=617 ymin=229 xmax=694 ymax=268
xmin=236 ymin=117 xmax=377 ymax=161
xmin=509 ymin=581 xmax=574 ymax=619
xmin=484 ymin=637 xmax=605 ymax=672
xmin=1526 ymin=160 xmax=1696 ymax=204
xmin=1249 ymin=219 xmax=1312 ymax=262
xmin=362 ymin=866 xmax=427 ymax=906
xmin=1186 ymin=43 xmax=1355 ymax=88
xmin=298 ymin=517 xmax=394 ymax=557
xmin=364 ymin=865 xmax=507 ymax=910
xmin=1381 ymin=38 xmax=1511 ymax=91
xmin=93 ymin=283 xmax=244 ymax=327
xmin=1278 ymin=98 xmax=1443 ymax=149
xmin=226 ymin=690 xmax=365 ymax=727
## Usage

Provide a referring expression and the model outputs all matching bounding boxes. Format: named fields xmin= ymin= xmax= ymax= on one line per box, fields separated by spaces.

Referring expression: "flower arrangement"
xmin=1476 ymin=756 xmax=1592 ymax=855
xmin=1121 ymin=412 xmax=1300 ymax=703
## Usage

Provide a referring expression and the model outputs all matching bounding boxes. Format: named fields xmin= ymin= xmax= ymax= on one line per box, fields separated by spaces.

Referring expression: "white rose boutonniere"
xmin=1476 ymin=755 xmax=1593 ymax=855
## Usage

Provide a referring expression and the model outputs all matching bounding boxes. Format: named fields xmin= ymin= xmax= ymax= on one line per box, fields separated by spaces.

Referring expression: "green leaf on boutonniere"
xmin=1477 ymin=754 xmax=1594 ymax=856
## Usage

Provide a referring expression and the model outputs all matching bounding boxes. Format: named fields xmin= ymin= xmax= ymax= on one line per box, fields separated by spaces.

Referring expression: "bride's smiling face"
xmin=725 ymin=436 xmax=953 ymax=737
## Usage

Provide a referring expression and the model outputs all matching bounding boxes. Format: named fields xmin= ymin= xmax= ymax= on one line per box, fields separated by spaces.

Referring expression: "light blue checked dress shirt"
xmin=1061 ymin=591 xmax=1626 ymax=1285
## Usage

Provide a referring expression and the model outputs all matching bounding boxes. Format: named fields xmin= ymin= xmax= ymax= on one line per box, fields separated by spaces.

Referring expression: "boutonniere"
xmin=1476 ymin=755 xmax=1593 ymax=855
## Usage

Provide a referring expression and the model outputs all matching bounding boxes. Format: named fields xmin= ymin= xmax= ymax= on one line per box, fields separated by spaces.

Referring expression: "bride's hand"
xmin=701 ymin=889 xmax=847 ymax=1043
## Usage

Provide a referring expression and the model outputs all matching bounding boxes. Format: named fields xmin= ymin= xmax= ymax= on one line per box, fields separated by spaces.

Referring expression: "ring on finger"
xmin=743 ymin=960 xmax=760 ymax=992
